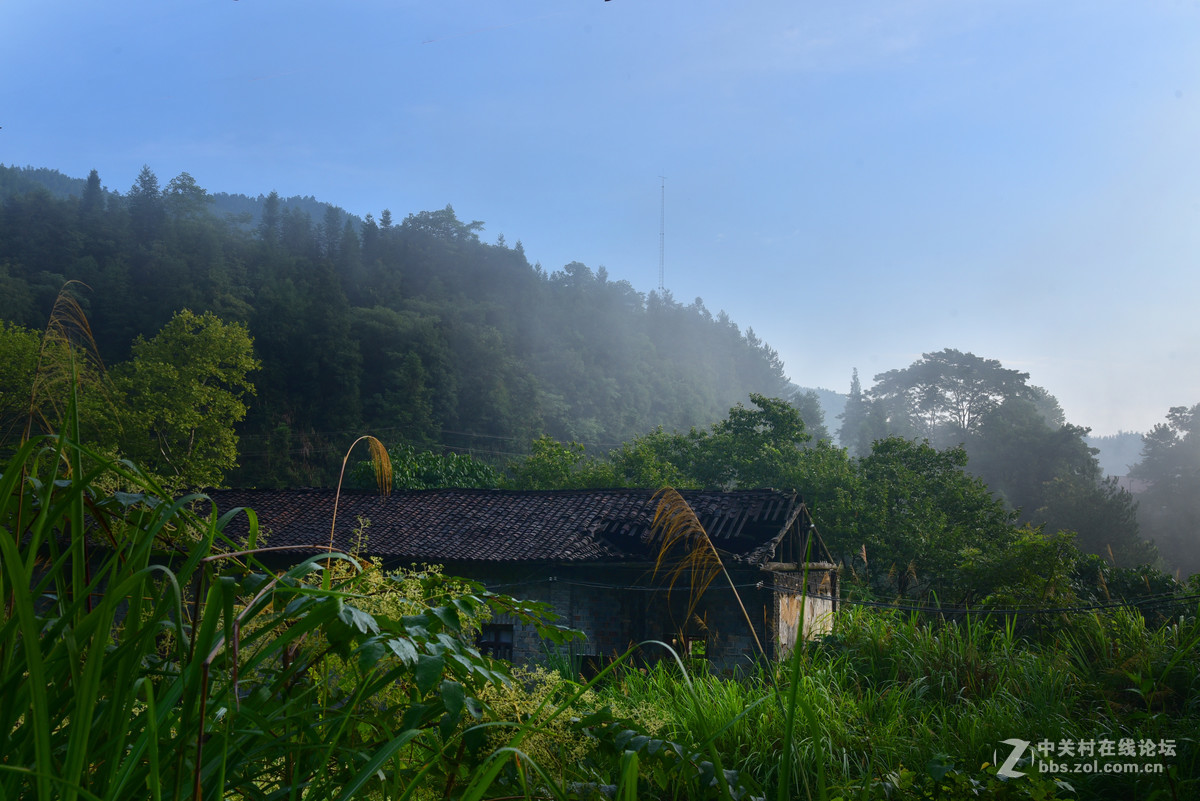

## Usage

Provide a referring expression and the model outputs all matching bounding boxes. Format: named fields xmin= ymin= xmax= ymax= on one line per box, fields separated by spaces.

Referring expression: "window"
xmin=477 ymin=624 xmax=514 ymax=661
xmin=683 ymin=636 xmax=707 ymax=672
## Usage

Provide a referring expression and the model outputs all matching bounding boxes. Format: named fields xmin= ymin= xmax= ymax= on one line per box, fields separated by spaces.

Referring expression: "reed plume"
xmin=650 ymin=486 xmax=768 ymax=662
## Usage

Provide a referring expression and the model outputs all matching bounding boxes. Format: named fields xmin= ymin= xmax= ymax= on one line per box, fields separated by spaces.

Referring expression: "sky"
xmin=2 ymin=0 xmax=1198 ymax=436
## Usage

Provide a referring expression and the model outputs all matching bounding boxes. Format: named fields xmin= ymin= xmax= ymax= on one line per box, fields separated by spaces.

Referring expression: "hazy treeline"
xmin=832 ymin=351 xmax=1197 ymax=577
xmin=0 ymin=164 xmax=789 ymax=486
xmin=1085 ymin=430 xmax=1145 ymax=476
xmin=376 ymin=349 xmax=1197 ymax=579
xmin=364 ymin=391 xmax=1196 ymax=594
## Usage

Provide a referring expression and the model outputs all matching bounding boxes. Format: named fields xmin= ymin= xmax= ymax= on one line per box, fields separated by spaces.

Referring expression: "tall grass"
xmin=4 ymin=415 xmax=1196 ymax=799
xmin=0 ymin=414 xmax=576 ymax=800
xmin=584 ymin=603 xmax=1199 ymax=800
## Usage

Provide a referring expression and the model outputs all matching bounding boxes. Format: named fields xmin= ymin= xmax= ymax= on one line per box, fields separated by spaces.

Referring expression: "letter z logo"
xmin=995 ymin=739 xmax=1031 ymax=778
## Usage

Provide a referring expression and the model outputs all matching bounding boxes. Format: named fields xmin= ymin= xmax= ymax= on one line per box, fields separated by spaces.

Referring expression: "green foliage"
xmin=1060 ymin=605 xmax=1200 ymax=718
xmin=969 ymin=398 xmax=1095 ymax=513
xmin=968 ymin=398 xmax=1150 ymax=566
xmin=0 ymin=319 xmax=40 ymax=444
xmin=832 ymin=758 xmax=1074 ymax=800
xmin=960 ymin=526 xmax=1082 ymax=610
xmin=497 ymin=391 xmax=1156 ymax=608
xmin=598 ymin=429 xmax=692 ymax=489
xmin=4 ymin=409 xmax=1197 ymax=800
xmin=0 ymin=298 xmax=258 ymax=494
xmin=1071 ymin=554 xmax=1184 ymax=614
xmin=845 ymin=349 xmax=1145 ymax=567
xmin=164 ymin=171 xmax=213 ymax=221
xmin=401 ymin=204 xmax=485 ymax=243
xmin=505 ymin=435 xmax=597 ymax=489
xmin=474 ymin=667 xmax=602 ymax=781
xmin=1036 ymin=475 xmax=1152 ymax=567
xmin=503 ymin=394 xmax=820 ymax=493
xmin=0 ymin=422 xmax=578 ymax=801
xmin=789 ymin=387 xmax=831 ymax=444
xmin=832 ymin=438 xmax=1020 ymax=601
xmin=586 ymin=604 xmax=1198 ymax=800
xmin=111 ymin=309 xmax=260 ymax=490
xmin=0 ymin=289 xmax=115 ymax=451
xmin=504 ymin=397 xmax=1103 ymax=606
xmin=351 ymin=442 xmax=502 ymax=490
xmin=837 ymin=368 xmax=872 ymax=458
xmin=1 ymin=165 xmax=794 ymax=487
xmin=694 ymin=393 xmax=812 ymax=489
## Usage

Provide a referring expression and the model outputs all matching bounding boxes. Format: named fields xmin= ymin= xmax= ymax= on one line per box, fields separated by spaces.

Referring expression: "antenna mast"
xmin=658 ymin=175 xmax=666 ymax=292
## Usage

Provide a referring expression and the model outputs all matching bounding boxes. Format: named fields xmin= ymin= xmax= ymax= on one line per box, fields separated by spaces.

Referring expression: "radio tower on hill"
xmin=658 ymin=176 xmax=666 ymax=292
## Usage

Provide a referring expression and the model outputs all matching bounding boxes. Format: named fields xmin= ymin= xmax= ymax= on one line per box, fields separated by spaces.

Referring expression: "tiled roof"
xmin=202 ymin=488 xmax=805 ymax=565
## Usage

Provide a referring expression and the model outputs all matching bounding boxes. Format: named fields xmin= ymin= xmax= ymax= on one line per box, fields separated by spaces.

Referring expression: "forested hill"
xmin=0 ymin=164 xmax=791 ymax=486
xmin=0 ymin=164 xmax=350 ymax=236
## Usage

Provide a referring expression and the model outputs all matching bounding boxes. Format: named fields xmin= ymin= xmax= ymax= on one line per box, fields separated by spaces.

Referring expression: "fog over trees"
xmin=2 ymin=164 xmax=1196 ymax=579
xmin=0 ymin=164 xmax=789 ymax=487
xmin=836 ymin=349 xmax=1196 ymax=575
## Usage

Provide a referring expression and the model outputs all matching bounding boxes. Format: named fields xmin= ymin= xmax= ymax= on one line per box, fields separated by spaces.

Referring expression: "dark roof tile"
xmin=203 ymin=488 xmax=805 ymax=565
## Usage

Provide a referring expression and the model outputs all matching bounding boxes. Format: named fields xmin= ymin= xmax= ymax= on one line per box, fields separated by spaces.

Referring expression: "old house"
xmin=206 ymin=487 xmax=838 ymax=673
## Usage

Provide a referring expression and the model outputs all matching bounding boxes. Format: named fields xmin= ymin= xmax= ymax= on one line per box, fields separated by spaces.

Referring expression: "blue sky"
xmin=3 ymin=0 xmax=1198 ymax=435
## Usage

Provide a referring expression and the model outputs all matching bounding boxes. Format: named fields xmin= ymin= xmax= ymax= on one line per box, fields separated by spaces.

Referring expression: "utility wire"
xmin=476 ymin=575 xmax=1200 ymax=617
xmin=760 ymin=586 xmax=1200 ymax=617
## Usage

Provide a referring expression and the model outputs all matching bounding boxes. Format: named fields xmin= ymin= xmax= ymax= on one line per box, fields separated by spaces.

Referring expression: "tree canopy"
xmin=112 ymin=309 xmax=259 ymax=489
xmin=495 ymin=397 xmax=1080 ymax=602
xmin=0 ymin=305 xmax=259 ymax=492
xmin=836 ymin=351 xmax=1151 ymax=567
xmin=0 ymin=164 xmax=792 ymax=487
xmin=2 ymin=164 xmax=1185 ymax=581
xmin=867 ymin=348 xmax=1031 ymax=443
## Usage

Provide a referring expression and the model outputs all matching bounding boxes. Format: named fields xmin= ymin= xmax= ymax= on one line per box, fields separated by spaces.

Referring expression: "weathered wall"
xmin=772 ymin=565 xmax=837 ymax=656
xmin=455 ymin=562 xmax=832 ymax=674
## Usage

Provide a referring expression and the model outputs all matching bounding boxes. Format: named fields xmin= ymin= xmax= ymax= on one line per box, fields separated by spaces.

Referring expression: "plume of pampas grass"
xmin=20 ymin=282 xmax=115 ymax=447
xmin=328 ymin=435 xmax=392 ymax=559
xmin=650 ymin=486 xmax=767 ymax=661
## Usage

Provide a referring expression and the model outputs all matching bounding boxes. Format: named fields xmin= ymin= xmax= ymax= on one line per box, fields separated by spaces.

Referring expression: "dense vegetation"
xmin=373 ymin=393 xmax=1174 ymax=602
xmin=0 ymin=164 xmax=790 ymax=488
xmin=3 ymin=412 xmax=1197 ymax=800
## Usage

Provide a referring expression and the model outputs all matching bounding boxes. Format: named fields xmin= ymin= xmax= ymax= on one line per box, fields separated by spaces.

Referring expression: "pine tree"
xmin=79 ymin=169 xmax=104 ymax=225
xmin=838 ymin=368 xmax=870 ymax=457
xmin=127 ymin=165 xmax=165 ymax=243
xmin=259 ymin=191 xmax=280 ymax=246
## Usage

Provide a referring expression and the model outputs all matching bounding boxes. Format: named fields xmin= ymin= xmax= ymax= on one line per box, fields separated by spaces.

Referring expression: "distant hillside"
xmin=804 ymin=386 xmax=848 ymax=438
xmin=0 ymin=163 xmax=350 ymax=232
xmin=1086 ymin=431 xmax=1145 ymax=477
xmin=784 ymin=383 xmax=848 ymax=444
xmin=0 ymin=163 xmax=794 ymax=487
xmin=0 ymin=165 xmax=92 ymax=200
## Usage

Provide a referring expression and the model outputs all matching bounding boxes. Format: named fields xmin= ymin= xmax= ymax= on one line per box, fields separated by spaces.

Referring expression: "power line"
xmin=235 ymin=425 xmax=632 ymax=461
xmin=476 ymin=575 xmax=1200 ymax=618
xmin=758 ymin=585 xmax=1200 ymax=617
